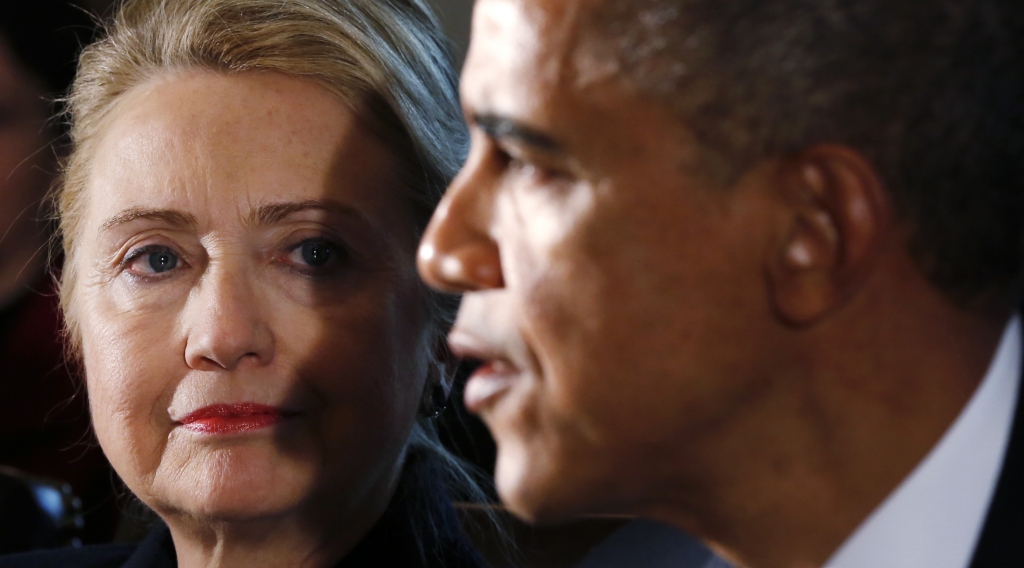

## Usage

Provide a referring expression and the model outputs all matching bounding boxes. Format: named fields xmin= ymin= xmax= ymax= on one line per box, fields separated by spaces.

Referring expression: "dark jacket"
xmin=0 ymin=450 xmax=488 ymax=568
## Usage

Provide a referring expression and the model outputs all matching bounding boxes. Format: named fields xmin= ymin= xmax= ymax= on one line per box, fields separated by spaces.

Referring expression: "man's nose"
xmin=418 ymin=158 xmax=505 ymax=293
xmin=183 ymin=263 xmax=274 ymax=372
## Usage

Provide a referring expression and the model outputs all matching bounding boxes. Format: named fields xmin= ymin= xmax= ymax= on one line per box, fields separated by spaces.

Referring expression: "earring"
xmin=420 ymin=382 xmax=448 ymax=418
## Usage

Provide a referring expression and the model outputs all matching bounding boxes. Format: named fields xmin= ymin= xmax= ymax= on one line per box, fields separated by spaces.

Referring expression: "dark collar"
xmin=121 ymin=524 xmax=175 ymax=568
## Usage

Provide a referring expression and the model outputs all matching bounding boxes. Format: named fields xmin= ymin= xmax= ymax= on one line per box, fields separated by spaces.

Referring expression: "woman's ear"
xmin=420 ymin=334 xmax=457 ymax=419
xmin=767 ymin=145 xmax=893 ymax=326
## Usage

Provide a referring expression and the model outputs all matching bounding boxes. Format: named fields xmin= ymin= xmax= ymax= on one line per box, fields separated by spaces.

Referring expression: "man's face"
xmin=419 ymin=0 xmax=783 ymax=522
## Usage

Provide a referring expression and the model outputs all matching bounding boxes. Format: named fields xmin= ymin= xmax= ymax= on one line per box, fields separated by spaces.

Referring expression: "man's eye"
xmin=496 ymin=148 xmax=531 ymax=175
xmin=510 ymin=158 xmax=539 ymax=177
xmin=125 ymin=247 xmax=180 ymax=275
xmin=498 ymin=149 xmax=570 ymax=184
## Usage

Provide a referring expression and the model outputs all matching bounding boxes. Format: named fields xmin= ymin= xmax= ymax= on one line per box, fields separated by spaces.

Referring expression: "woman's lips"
xmin=464 ymin=360 xmax=521 ymax=413
xmin=178 ymin=403 xmax=290 ymax=435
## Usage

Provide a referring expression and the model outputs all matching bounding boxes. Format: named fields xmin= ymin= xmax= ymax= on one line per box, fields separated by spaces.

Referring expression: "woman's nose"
xmin=183 ymin=264 xmax=274 ymax=371
xmin=418 ymin=162 xmax=504 ymax=293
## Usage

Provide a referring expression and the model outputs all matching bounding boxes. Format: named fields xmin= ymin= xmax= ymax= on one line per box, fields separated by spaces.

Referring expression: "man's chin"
xmin=493 ymin=444 xmax=601 ymax=525
xmin=498 ymin=484 xmax=578 ymax=525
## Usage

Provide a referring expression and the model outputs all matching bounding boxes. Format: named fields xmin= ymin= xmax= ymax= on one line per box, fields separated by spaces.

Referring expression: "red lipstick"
xmin=179 ymin=403 xmax=286 ymax=435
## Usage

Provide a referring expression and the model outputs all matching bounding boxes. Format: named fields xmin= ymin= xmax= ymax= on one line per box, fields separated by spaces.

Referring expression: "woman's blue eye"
xmin=286 ymin=239 xmax=347 ymax=274
xmin=125 ymin=246 xmax=181 ymax=276
xmin=148 ymin=251 xmax=178 ymax=273
xmin=301 ymin=242 xmax=334 ymax=267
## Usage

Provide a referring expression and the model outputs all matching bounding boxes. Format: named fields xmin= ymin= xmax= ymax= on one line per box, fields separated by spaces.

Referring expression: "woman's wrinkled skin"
xmin=75 ymin=71 xmax=433 ymax=567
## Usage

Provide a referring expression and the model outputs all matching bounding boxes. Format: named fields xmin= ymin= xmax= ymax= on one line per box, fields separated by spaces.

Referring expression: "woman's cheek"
xmin=81 ymin=293 xmax=182 ymax=485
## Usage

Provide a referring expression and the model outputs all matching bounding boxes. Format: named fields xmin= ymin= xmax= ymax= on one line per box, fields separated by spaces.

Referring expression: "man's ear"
xmin=767 ymin=145 xmax=892 ymax=326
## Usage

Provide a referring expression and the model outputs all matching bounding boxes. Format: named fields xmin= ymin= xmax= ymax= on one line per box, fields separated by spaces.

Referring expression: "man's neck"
xmin=653 ymin=288 xmax=1012 ymax=568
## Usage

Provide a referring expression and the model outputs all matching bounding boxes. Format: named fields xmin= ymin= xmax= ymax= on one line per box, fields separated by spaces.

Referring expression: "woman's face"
xmin=76 ymin=71 xmax=432 ymax=522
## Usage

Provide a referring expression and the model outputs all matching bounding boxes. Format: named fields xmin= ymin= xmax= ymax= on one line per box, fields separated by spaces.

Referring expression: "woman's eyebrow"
xmin=100 ymin=208 xmax=198 ymax=233
xmin=98 ymin=201 xmax=371 ymax=233
xmin=246 ymin=199 xmax=367 ymax=227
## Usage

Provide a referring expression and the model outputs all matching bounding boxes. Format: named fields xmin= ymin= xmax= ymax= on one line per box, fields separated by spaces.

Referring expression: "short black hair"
xmin=0 ymin=1 xmax=96 ymax=96
xmin=582 ymin=0 xmax=1024 ymax=304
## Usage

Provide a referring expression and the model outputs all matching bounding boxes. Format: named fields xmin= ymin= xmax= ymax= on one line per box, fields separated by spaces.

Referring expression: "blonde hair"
xmin=58 ymin=0 xmax=503 ymax=556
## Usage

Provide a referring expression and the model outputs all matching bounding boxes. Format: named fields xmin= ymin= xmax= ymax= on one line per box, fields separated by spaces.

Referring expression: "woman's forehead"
xmin=85 ymin=71 xmax=409 ymax=232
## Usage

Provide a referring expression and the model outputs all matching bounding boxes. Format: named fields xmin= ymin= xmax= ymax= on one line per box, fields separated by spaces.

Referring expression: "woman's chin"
xmin=148 ymin=443 xmax=318 ymax=521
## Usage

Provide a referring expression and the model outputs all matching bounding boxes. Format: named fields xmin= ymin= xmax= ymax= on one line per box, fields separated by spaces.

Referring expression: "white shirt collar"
xmin=824 ymin=316 xmax=1021 ymax=568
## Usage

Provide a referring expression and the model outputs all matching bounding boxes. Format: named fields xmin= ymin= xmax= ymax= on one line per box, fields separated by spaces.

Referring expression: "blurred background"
xmin=430 ymin=0 xmax=474 ymax=67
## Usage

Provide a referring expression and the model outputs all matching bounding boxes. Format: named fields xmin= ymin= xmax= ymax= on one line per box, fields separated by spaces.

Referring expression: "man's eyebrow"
xmin=246 ymin=199 xmax=367 ymax=227
xmin=100 ymin=208 xmax=198 ymax=233
xmin=473 ymin=113 xmax=563 ymax=153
